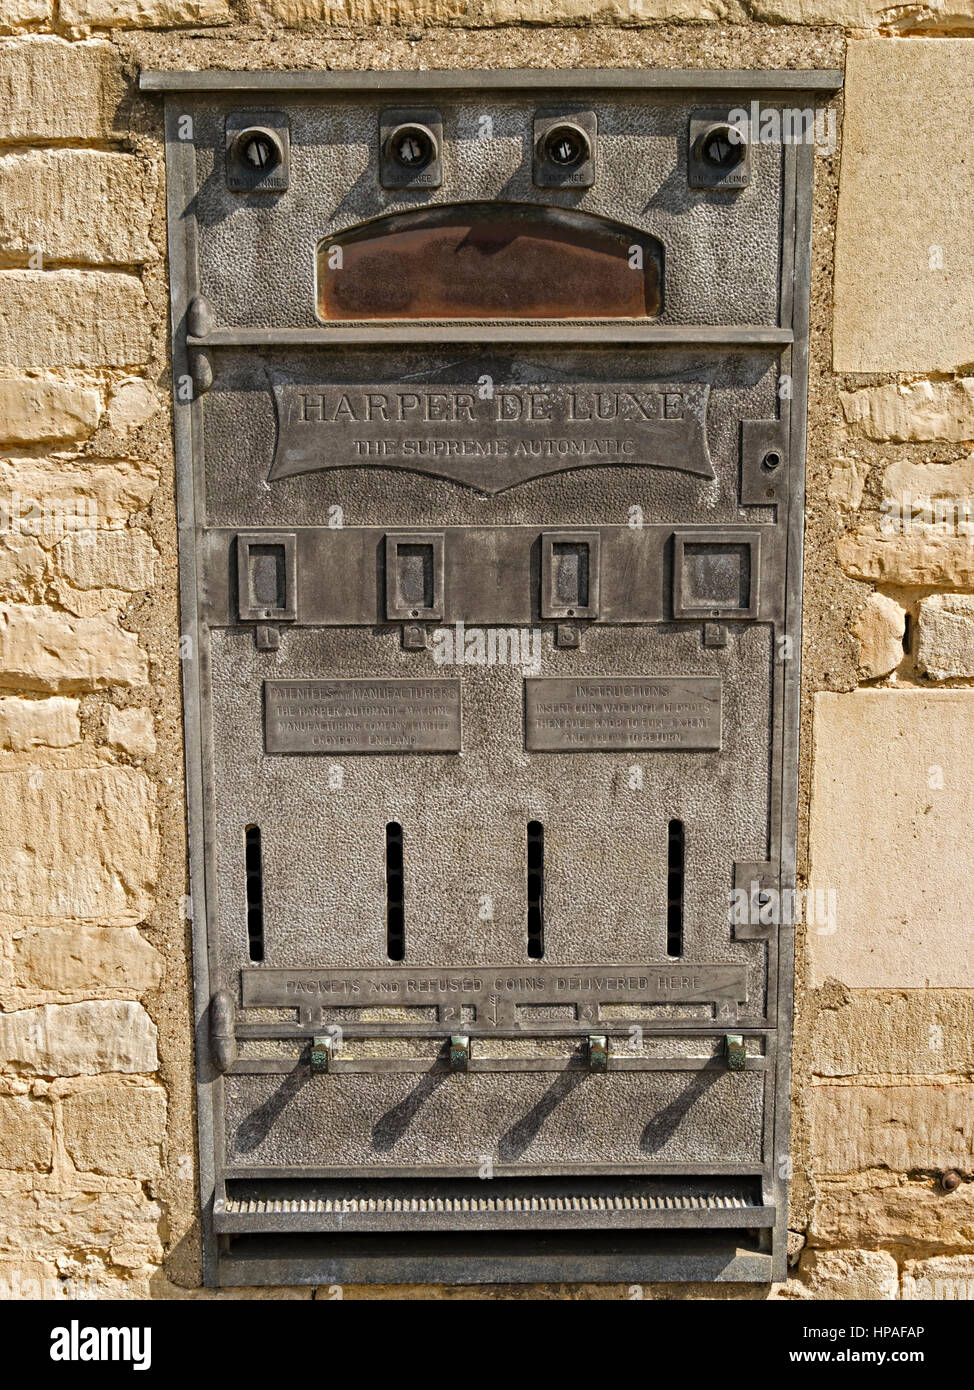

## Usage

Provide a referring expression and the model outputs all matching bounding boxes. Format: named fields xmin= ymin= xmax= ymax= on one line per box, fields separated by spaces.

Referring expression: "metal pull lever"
xmin=311 ymin=1035 xmax=335 ymax=1074
xmin=449 ymin=1035 xmax=470 ymax=1073
xmin=588 ymin=1034 xmax=609 ymax=1073
xmin=725 ymin=1034 xmax=746 ymax=1071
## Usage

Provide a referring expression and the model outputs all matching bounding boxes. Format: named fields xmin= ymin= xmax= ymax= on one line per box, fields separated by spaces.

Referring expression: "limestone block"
xmin=827 ymin=458 xmax=868 ymax=515
xmin=0 ymin=1187 xmax=163 ymax=1264
xmin=0 ymin=605 xmax=148 ymax=692
xmin=810 ymin=1083 xmax=974 ymax=1174
xmin=813 ymin=989 xmax=974 ymax=1076
xmin=0 ymin=152 xmax=156 ymax=266
xmin=61 ymin=0 xmax=230 ymax=27
xmin=106 ymin=379 xmax=159 ymax=433
xmin=0 ymin=271 xmax=151 ymax=371
xmin=885 ymin=454 xmax=974 ymax=502
xmin=0 ymin=38 xmax=124 ymax=142
xmin=0 ymin=1000 xmax=158 ymax=1075
xmin=916 ymin=594 xmax=974 ymax=679
xmin=837 ymin=529 xmax=974 ymax=589
xmin=54 ymin=529 xmax=156 ymax=593
xmin=0 ymin=696 xmax=80 ymax=750
xmin=811 ymin=1176 xmax=974 ymax=1253
xmin=841 ymin=379 xmax=974 ymax=443
xmin=808 ymin=691 xmax=974 ymax=987
xmin=0 ymin=532 xmax=46 ymax=599
xmin=0 ymin=378 xmax=101 ymax=444
xmin=903 ymin=1254 xmax=974 ymax=1300
xmin=0 ymin=925 xmax=163 ymax=1005
xmin=61 ymin=1082 xmax=165 ymax=1178
xmin=0 ymin=1 xmax=50 ymax=34
xmin=834 ymin=41 xmax=974 ymax=372
xmin=106 ymin=707 xmax=155 ymax=757
xmin=850 ymin=592 xmax=904 ymax=680
xmin=0 ymin=1092 xmax=53 ymax=1170
xmin=790 ymin=1248 xmax=899 ymax=1301
xmin=750 ymin=0 xmax=974 ymax=27
xmin=0 ymin=767 xmax=157 ymax=923
xmin=0 ymin=459 xmax=158 ymax=533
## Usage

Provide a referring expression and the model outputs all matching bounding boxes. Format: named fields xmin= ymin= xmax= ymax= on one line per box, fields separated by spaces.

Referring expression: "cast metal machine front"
xmin=146 ymin=66 xmax=841 ymax=1286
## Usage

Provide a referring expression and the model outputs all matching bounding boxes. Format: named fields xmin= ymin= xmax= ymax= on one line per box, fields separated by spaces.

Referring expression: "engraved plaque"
xmin=524 ymin=676 xmax=721 ymax=751
xmin=268 ymin=375 xmax=714 ymax=492
xmin=264 ymin=678 xmax=461 ymax=754
xmin=242 ymin=961 xmax=748 ymax=1028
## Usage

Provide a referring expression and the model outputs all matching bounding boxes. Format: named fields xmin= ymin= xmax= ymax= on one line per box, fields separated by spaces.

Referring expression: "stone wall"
xmin=0 ymin=2 xmax=971 ymax=1301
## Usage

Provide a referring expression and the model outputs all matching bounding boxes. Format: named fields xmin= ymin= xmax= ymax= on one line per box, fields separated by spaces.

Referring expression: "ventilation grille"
xmin=224 ymin=1190 xmax=757 ymax=1216
xmin=214 ymin=1179 xmax=771 ymax=1234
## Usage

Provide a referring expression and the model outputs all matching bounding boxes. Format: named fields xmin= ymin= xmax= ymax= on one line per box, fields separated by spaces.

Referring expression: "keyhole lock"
xmin=231 ymin=127 xmax=284 ymax=175
xmin=695 ymin=121 xmax=747 ymax=171
xmin=688 ymin=111 xmax=751 ymax=189
xmin=387 ymin=123 xmax=437 ymax=172
xmin=762 ymin=450 xmax=782 ymax=472
xmin=541 ymin=122 xmax=592 ymax=170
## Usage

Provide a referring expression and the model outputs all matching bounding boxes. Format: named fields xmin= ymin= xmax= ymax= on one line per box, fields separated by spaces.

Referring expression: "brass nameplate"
xmin=264 ymin=678 xmax=461 ymax=754
xmin=524 ymin=676 xmax=721 ymax=751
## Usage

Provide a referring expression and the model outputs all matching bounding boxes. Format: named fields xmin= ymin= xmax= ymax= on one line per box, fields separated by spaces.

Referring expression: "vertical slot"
xmin=249 ymin=543 xmax=287 ymax=611
xmin=527 ymin=820 xmax=545 ymax=959
xmin=667 ymin=818 xmax=684 ymax=958
xmin=386 ymin=822 xmax=405 ymax=961
xmin=245 ymin=825 xmax=264 ymax=963
xmin=552 ymin=541 xmax=590 ymax=611
xmin=397 ymin=544 xmax=434 ymax=613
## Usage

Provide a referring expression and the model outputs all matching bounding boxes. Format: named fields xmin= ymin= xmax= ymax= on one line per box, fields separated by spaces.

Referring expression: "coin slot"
xmin=542 ymin=122 xmax=591 ymax=169
xmin=387 ymin=123 xmax=436 ymax=173
xmin=527 ymin=820 xmax=545 ymax=959
xmin=386 ymin=822 xmax=405 ymax=961
xmin=245 ymin=825 xmax=264 ymax=963
xmin=666 ymin=819 xmax=685 ymax=958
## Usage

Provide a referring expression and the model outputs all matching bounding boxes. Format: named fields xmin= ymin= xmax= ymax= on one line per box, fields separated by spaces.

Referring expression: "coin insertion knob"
xmin=386 ymin=122 xmax=437 ymax=172
xmin=695 ymin=121 xmax=747 ymax=171
xmin=232 ymin=127 xmax=284 ymax=174
xmin=541 ymin=122 xmax=592 ymax=170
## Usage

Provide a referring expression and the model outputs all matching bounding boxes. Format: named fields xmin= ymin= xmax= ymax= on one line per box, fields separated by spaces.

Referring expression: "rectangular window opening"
xmin=552 ymin=542 xmax=590 ymax=610
xmin=527 ymin=820 xmax=545 ymax=960
xmin=245 ymin=825 xmax=264 ymax=963
xmin=386 ymin=822 xmax=405 ymax=961
xmin=249 ymin=544 xmax=287 ymax=610
xmin=666 ymin=819 xmax=684 ymax=958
